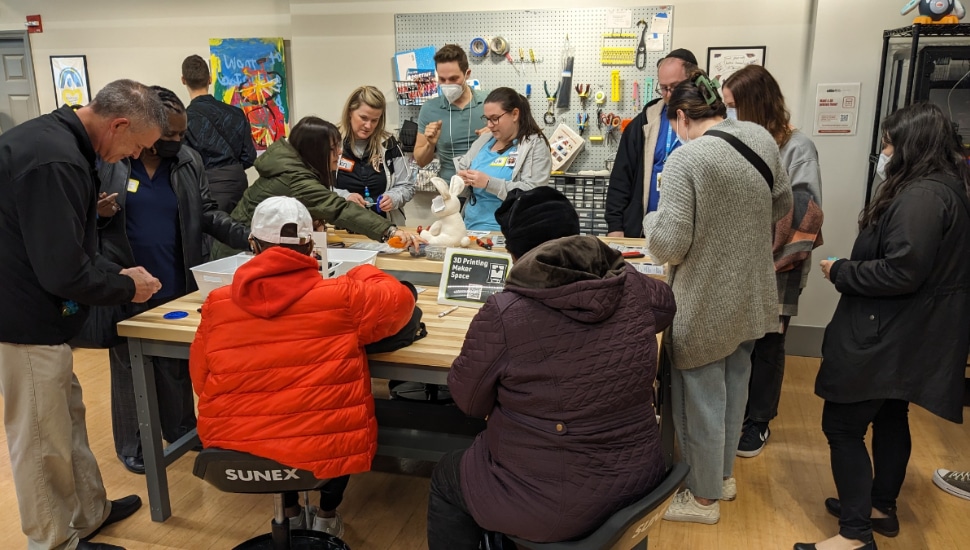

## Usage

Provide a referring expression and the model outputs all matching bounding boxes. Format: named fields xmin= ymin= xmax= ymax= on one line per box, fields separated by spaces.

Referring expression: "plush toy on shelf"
xmin=418 ymin=176 xmax=471 ymax=248
xmin=901 ymin=0 xmax=966 ymax=24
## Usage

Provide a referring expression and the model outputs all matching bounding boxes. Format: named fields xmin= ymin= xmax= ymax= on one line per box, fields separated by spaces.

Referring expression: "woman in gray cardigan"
xmin=644 ymin=70 xmax=792 ymax=525
xmin=455 ymin=87 xmax=552 ymax=230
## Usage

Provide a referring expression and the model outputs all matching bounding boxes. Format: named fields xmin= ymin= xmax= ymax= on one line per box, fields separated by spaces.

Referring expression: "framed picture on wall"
xmin=50 ymin=55 xmax=91 ymax=108
xmin=706 ymin=46 xmax=766 ymax=84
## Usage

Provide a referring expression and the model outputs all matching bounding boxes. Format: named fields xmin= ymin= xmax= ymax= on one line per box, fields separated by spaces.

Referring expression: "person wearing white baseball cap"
xmin=191 ymin=194 xmax=415 ymax=537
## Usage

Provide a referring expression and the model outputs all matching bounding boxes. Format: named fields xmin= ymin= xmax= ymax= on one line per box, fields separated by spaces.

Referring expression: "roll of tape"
xmin=489 ymin=36 xmax=509 ymax=56
xmin=469 ymin=37 xmax=489 ymax=57
xmin=594 ymin=90 xmax=606 ymax=104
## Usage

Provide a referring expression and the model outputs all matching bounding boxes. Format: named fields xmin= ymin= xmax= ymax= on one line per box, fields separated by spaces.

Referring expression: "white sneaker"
xmin=662 ymin=489 xmax=719 ymax=524
xmin=313 ymin=511 xmax=345 ymax=538
xmin=722 ymin=477 xmax=737 ymax=501
xmin=286 ymin=505 xmax=317 ymax=529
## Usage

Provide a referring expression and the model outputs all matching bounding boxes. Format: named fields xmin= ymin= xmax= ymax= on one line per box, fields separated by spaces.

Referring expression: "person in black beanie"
xmin=427 ymin=185 xmax=676 ymax=548
xmin=493 ymin=186 xmax=580 ymax=258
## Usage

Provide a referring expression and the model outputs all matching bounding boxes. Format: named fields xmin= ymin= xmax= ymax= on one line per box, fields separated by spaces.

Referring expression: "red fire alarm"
xmin=26 ymin=15 xmax=42 ymax=34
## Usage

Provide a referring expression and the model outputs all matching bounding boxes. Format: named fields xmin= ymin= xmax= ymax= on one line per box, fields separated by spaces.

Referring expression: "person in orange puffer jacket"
xmin=190 ymin=196 xmax=415 ymax=537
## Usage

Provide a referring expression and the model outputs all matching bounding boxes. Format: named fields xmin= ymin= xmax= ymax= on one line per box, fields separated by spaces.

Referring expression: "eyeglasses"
xmin=481 ymin=112 xmax=509 ymax=126
xmin=655 ymin=83 xmax=677 ymax=96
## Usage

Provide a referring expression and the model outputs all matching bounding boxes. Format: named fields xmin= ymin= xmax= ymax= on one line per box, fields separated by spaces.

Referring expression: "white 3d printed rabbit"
xmin=419 ymin=176 xmax=471 ymax=248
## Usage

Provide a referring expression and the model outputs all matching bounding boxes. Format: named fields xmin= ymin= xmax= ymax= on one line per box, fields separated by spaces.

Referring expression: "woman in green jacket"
xmin=212 ymin=116 xmax=418 ymax=258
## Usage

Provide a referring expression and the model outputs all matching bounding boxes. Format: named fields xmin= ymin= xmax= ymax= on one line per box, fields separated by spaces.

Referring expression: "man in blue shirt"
xmin=414 ymin=45 xmax=487 ymax=182
xmin=606 ymin=49 xmax=697 ymax=237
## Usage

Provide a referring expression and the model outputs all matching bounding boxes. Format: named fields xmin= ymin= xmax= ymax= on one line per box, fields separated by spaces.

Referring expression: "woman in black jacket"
xmin=96 ymin=86 xmax=250 ymax=473
xmin=795 ymin=103 xmax=970 ymax=550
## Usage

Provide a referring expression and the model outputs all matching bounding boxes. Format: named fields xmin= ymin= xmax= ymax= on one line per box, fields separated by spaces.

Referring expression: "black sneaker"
xmin=737 ymin=421 xmax=769 ymax=458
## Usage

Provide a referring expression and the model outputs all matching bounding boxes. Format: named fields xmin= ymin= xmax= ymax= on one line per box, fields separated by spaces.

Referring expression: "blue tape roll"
xmin=469 ymin=37 xmax=489 ymax=57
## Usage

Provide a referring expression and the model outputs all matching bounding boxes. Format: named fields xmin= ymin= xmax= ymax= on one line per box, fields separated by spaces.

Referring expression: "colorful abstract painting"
xmin=50 ymin=55 xmax=91 ymax=108
xmin=209 ymin=38 xmax=289 ymax=150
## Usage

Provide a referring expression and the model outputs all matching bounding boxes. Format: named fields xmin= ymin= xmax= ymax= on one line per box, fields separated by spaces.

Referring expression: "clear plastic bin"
xmin=190 ymin=253 xmax=253 ymax=299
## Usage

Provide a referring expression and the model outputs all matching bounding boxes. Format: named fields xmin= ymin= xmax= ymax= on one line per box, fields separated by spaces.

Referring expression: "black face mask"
xmin=152 ymin=138 xmax=182 ymax=159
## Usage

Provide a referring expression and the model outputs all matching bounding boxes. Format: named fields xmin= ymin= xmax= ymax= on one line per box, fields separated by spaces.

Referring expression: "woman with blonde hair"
xmin=334 ymin=85 xmax=415 ymax=226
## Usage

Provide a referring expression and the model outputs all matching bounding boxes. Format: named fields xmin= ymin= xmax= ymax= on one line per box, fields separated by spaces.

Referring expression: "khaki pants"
xmin=0 ymin=343 xmax=110 ymax=550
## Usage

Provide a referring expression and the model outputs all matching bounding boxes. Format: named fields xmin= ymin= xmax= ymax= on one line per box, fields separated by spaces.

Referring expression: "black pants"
xmin=746 ymin=316 xmax=791 ymax=423
xmin=428 ymin=449 xmax=483 ymax=549
xmin=109 ymin=304 xmax=197 ymax=458
xmin=205 ymin=164 xmax=249 ymax=214
xmin=283 ymin=475 xmax=351 ymax=512
xmin=822 ymin=398 xmax=911 ymax=542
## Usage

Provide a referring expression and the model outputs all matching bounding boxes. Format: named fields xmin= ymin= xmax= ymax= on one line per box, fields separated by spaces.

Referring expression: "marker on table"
xmin=438 ymin=306 xmax=460 ymax=318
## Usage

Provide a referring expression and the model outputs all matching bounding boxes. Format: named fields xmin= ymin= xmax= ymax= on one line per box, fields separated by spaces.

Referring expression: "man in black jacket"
xmin=606 ymin=49 xmax=697 ymax=237
xmin=97 ymin=86 xmax=250 ymax=475
xmin=0 ymin=79 xmax=166 ymax=550
xmin=181 ymin=54 xmax=257 ymax=213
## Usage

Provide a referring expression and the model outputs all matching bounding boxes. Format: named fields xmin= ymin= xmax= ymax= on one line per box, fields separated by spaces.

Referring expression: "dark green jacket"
xmin=212 ymin=138 xmax=391 ymax=258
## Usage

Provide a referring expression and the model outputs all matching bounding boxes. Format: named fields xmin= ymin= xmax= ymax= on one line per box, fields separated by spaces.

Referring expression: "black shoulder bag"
xmin=705 ymin=129 xmax=774 ymax=190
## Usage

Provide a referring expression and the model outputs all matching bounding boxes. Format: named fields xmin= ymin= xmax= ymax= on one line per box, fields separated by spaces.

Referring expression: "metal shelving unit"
xmin=866 ymin=23 xmax=970 ymax=204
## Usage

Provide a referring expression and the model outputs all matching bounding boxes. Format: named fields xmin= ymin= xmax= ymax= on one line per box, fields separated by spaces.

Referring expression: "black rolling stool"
xmin=489 ymin=462 xmax=688 ymax=550
xmin=193 ymin=448 xmax=351 ymax=550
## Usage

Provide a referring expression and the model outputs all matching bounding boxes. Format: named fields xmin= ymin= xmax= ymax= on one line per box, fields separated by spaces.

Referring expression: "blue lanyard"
xmin=660 ymin=122 xmax=677 ymax=163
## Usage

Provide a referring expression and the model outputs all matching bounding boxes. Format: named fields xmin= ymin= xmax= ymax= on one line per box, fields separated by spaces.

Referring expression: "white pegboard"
xmin=394 ymin=7 xmax=674 ymax=173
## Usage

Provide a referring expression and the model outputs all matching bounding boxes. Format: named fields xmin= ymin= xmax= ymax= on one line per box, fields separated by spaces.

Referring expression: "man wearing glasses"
xmin=606 ymin=49 xmax=698 ymax=238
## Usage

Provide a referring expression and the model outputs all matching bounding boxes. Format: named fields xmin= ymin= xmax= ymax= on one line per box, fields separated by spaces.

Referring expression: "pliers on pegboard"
xmin=544 ymin=80 xmax=560 ymax=125
xmin=575 ymin=83 xmax=591 ymax=111
xmin=576 ymin=112 xmax=589 ymax=136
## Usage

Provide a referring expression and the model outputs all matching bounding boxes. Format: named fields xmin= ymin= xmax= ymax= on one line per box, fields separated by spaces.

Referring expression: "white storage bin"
xmin=328 ymin=249 xmax=378 ymax=277
xmin=191 ymin=253 xmax=253 ymax=299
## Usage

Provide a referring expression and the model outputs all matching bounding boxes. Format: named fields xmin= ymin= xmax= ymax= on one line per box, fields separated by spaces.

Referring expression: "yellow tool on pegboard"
xmin=611 ymin=70 xmax=620 ymax=102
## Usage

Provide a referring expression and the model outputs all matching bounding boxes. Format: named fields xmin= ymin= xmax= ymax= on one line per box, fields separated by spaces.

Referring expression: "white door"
xmin=0 ymin=35 xmax=40 ymax=133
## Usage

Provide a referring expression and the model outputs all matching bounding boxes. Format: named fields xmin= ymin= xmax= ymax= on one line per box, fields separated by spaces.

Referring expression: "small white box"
xmin=327 ymin=249 xmax=378 ymax=277
xmin=191 ymin=253 xmax=253 ymax=299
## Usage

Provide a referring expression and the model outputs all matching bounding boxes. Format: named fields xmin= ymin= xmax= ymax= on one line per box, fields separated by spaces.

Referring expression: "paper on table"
xmin=646 ymin=33 xmax=664 ymax=52
xmin=652 ymin=12 xmax=670 ymax=34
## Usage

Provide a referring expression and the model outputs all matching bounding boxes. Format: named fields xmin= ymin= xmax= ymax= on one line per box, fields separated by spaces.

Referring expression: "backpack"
xmin=365 ymin=280 xmax=428 ymax=353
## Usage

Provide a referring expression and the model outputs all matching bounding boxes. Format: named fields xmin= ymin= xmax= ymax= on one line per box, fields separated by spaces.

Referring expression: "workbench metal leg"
xmin=128 ymin=337 xmax=170 ymax=522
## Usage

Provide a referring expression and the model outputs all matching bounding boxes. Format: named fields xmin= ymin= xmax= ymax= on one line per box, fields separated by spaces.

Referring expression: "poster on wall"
xmin=208 ymin=38 xmax=290 ymax=150
xmin=813 ymin=82 xmax=861 ymax=136
xmin=50 ymin=55 xmax=91 ymax=108
xmin=706 ymin=46 xmax=766 ymax=84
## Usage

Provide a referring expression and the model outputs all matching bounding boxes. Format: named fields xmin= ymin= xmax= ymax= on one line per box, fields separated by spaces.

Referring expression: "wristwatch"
xmin=381 ymin=225 xmax=399 ymax=243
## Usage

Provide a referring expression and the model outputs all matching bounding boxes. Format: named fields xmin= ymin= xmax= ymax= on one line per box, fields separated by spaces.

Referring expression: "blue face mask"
xmin=726 ymin=108 xmax=738 ymax=120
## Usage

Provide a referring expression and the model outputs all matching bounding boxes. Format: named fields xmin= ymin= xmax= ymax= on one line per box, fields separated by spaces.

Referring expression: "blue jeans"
xmin=671 ymin=340 xmax=755 ymax=500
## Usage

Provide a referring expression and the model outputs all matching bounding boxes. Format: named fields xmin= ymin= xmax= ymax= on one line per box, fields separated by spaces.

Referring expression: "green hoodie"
xmin=211 ymin=138 xmax=391 ymax=259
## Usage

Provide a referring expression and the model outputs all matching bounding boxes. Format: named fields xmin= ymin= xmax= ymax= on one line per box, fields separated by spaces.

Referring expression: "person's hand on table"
xmin=346 ymin=193 xmax=367 ymax=207
xmin=607 ymin=231 xmax=624 ymax=238
xmin=458 ymin=169 xmax=488 ymax=189
xmin=393 ymin=229 xmax=424 ymax=251
xmin=98 ymin=192 xmax=120 ymax=218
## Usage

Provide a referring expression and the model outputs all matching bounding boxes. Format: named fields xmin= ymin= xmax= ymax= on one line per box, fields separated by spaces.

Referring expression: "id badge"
xmin=506 ymin=152 xmax=518 ymax=168
xmin=656 ymin=171 xmax=663 ymax=191
xmin=126 ymin=178 xmax=140 ymax=193
xmin=432 ymin=196 xmax=446 ymax=213
xmin=490 ymin=156 xmax=508 ymax=168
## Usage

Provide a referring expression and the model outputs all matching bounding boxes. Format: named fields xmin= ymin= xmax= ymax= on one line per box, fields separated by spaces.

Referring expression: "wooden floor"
xmin=1 ymin=350 xmax=969 ymax=549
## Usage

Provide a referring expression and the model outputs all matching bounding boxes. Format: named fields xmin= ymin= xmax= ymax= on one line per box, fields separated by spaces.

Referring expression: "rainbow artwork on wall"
xmin=209 ymin=37 xmax=290 ymax=150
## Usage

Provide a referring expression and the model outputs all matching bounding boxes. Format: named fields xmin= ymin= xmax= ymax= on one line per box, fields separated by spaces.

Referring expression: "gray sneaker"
xmin=933 ymin=469 xmax=970 ymax=500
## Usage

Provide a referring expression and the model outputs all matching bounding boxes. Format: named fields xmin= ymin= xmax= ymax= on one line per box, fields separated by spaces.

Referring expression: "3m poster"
xmin=209 ymin=38 xmax=290 ymax=150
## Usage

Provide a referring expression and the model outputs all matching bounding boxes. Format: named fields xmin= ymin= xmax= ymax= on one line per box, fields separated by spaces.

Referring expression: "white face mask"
xmin=876 ymin=153 xmax=892 ymax=179
xmin=676 ymin=117 xmax=689 ymax=146
xmin=726 ymin=108 xmax=738 ymax=120
xmin=440 ymin=84 xmax=464 ymax=104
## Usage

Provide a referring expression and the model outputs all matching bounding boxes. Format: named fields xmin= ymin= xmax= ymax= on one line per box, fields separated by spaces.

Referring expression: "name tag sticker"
xmin=126 ymin=179 xmax=140 ymax=193
xmin=337 ymin=157 xmax=355 ymax=172
xmin=490 ymin=156 xmax=508 ymax=168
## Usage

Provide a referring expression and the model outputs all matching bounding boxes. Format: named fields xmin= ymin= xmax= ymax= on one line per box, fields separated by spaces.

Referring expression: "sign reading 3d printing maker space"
xmin=438 ymin=248 xmax=513 ymax=308
xmin=814 ymin=82 xmax=861 ymax=136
